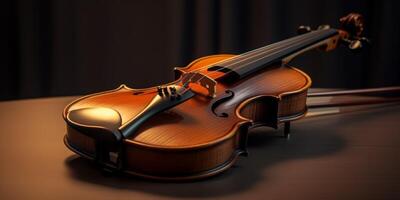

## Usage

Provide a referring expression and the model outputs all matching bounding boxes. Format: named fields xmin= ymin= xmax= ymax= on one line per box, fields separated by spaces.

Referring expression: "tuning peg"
xmin=341 ymin=38 xmax=363 ymax=50
xmin=342 ymin=36 xmax=371 ymax=50
xmin=358 ymin=37 xmax=371 ymax=45
xmin=297 ymin=25 xmax=311 ymax=35
xmin=337 ymin=13 xmax=370 ymax=51
xmin=349 ymin=40 xmax=362 ymax=50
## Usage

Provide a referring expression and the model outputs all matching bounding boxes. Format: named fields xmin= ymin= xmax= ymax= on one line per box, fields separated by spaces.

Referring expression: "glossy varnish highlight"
xmin=64 ymin=54 xmax=311 ymax=180
xmin=61 ymin=12 xmax=371 ymax=180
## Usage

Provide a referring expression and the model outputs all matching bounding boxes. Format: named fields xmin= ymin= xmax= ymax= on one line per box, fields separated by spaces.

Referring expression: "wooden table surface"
xmin=0 ymin=95 xmax=399 ymax=200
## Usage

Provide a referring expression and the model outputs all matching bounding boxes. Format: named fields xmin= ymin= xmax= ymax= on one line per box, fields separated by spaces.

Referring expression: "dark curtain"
xmin=3 ymin=0 xmax=400 ymax=101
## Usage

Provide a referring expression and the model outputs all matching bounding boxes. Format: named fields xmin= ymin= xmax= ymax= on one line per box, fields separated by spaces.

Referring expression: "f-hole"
xmin=211 ymin=90 xmax=235 ymax=117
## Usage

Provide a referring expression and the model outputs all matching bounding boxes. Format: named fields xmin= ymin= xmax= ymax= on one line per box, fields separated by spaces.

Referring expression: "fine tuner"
xmin=63 ymin=13 xmax=400 ymax=180
xmin=156 ymin=86 xmax=182 ymax=100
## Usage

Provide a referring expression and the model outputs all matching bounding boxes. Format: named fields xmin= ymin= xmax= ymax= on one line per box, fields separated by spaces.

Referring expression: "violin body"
xmin=63 ymin=13 xmax=365 ymax=180
xmin=64 ymin=54 xmax=310 ymax=180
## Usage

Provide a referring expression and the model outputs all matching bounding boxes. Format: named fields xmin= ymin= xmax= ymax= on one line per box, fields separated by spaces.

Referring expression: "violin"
xmin=63 ymin=13 xmax=396 ymax=180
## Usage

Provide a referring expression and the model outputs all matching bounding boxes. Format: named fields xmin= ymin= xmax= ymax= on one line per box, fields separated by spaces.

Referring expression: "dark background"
xmin=3 ymin=0 xmax=400 ymax=101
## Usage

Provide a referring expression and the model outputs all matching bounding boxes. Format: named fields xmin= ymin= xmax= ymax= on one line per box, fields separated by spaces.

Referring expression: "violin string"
xmin=224 ymin=29 xmax=335 ymax=73
xmin=212 ymin=30 xmax=325 ymax=68
xmin=177 ymin=29 xmax=334 ymax=95
xmin=186 ymin=29 xmax=324 ymax=76
xmin=176 ymin=31 xmax=320 ymax=89
xmin=178 ymin=30 xmax=323 ymax=87
xmin=178 ymin=30 xmax=329 ymax=95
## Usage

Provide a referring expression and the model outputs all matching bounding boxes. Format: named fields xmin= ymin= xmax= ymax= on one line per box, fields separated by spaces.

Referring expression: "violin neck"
xmin=211 ymin=29 xmax=339 ymax=80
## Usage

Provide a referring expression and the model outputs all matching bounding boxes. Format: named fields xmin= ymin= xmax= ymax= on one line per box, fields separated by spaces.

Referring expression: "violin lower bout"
xmin=64 ymin=54 xmax=311 ymax=180
xmin=65 ymin=120 xmax=251 ymax=180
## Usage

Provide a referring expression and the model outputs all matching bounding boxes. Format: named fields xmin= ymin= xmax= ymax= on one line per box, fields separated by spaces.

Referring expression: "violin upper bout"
xmin=235 ymin=66 xmax=311 ymax=128
xmin=173 ymin=54 xmax=236 ymax=79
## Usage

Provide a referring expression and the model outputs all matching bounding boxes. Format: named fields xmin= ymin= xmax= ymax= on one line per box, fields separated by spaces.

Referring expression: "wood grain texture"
xmin=3 ymin=95 xmax=400 ymax=199
xmin=64 ymin=54 xmax=311 ymax=179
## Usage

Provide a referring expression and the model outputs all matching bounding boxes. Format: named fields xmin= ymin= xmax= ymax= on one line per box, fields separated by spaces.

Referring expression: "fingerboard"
xmin=208 ymin=29 xmax=338 ymax=79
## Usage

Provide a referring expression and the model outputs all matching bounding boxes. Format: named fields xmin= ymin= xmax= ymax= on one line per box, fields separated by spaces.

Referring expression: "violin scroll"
xmin=339 ymin=13 xmax=370 ymax=50
xmin=340 ymin=13 xmax=364 ymax=37
xmin=295 ymin=13 xmax=369 ymax=52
